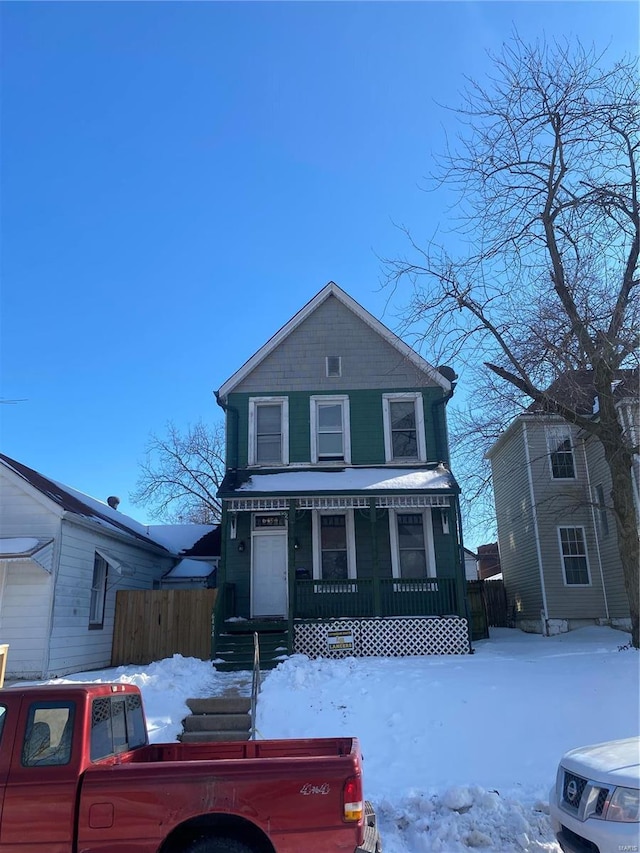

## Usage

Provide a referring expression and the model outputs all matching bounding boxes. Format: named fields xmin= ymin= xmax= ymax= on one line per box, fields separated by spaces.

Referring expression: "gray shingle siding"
xmin=232 ymin=296 xmax=436 ymax=393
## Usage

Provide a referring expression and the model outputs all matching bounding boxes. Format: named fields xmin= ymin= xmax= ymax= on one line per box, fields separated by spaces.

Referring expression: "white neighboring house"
xmin=463 ymin=547 xmax=478 ymax=581
xmin=0 ymin=455 xmax=216 ymax=679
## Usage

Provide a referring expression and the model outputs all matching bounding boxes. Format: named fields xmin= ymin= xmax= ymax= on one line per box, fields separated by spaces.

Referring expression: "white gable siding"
xmin=233 ymin=295 xmax=438 ymax=393
xmin=47 ymin=519 xmax=173 ymax=675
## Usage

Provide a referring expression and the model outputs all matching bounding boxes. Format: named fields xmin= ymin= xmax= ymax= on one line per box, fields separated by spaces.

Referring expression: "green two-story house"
xmin=214 ymin=282 xmax=470 ymax=667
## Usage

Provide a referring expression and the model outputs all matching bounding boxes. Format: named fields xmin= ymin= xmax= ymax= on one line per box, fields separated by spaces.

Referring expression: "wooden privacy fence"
xmin=466 ymin=579 xmax=509 ymax=642
xmin=111 ymin=589 xmax=217 ymax=666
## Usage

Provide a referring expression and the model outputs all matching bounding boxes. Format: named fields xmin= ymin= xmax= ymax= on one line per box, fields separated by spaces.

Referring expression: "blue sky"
xmin=1 ymin=1 xmax=637 ymax=546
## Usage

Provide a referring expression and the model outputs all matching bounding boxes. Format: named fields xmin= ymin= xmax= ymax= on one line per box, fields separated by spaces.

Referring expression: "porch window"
xmin=89 ymin=553 xmax=108 ymax=628
xmin=558 ymin=526 xmax=591 ymax=586
xmin=547 ymin=426 xmax=575 ymax=479
xmin=389 ymin=509 xmax=436 ymax=581
xmin=382 ymin=393 xmax=426 ymax=462
xmin=249 ymin=397 xmax=289 ymax=466
xmin=312 ymin=511 xmax=356 ymax=581
xmin=310 ymin=396 xmax=351 ymax=463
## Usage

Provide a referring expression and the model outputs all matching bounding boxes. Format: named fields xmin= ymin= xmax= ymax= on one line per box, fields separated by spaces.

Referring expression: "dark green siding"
xmin=226 ymin=386 xmax=448 ymax=468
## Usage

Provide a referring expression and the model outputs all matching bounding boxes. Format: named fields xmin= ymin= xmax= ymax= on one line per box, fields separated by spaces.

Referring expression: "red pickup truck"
xmin=0 ymin=682 xmax=381 ymax=853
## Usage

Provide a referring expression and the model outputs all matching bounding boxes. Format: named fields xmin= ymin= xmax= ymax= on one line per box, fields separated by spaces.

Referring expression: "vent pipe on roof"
xmin=107 ymin=496 xmax=120 ymax=510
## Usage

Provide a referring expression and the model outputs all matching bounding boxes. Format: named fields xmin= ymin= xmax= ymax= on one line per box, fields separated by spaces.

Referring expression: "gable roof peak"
xmin=217 ymin=281 xmax=451 ymax=398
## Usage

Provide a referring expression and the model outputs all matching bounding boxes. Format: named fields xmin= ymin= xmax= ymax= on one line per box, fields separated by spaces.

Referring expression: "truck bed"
xmin=126 ymin=736 xmax=357 ymax=764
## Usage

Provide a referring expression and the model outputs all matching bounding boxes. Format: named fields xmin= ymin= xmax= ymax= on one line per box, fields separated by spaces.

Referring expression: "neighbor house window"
xmin=382 ymin=393 xmax=426 ymax=462
xmin=547 ymin=426 xmax=576 ymax=479
xmin=558 ymin=526 xmax=591 ymax=586
xmin=89 ymin=553 xmax=108 ymax=628
xmin=389 ymin=510 xmax=436 ymax=580
xmin=312 ymin=511 xmax=356 ymax=581
xmin=595 ymin=484 xmax=609 ymax=537
xmin=310 ymin=396 xmax=351 ymax=463
xmin=248 ymin=397 xmax=289 ymax=465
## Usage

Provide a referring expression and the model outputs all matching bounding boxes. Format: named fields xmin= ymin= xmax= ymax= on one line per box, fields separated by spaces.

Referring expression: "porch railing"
xmin=294 ymin=576 xmax=458 ymax=620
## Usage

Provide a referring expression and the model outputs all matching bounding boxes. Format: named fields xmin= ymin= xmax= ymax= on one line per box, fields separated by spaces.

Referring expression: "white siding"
xmin=0 ymin=470 xmax=60 ymax=678
xmin=48 ymin=519 xmax=173 ymax=676
xmin=0 ymin=560 xmax=52 ymax=677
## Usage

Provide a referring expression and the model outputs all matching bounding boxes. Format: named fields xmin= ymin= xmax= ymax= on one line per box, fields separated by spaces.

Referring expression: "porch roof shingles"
xmin=219 ymin=464 xmax=459 ymax=498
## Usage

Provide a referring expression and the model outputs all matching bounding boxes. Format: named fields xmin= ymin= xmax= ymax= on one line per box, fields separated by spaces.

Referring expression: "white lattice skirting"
xmin=294 ymin=616 xmax=470 ymax=658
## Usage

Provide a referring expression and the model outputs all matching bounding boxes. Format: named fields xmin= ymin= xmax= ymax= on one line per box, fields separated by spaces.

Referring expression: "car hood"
xmin=562 ymin=737 xmax=640 ymax=788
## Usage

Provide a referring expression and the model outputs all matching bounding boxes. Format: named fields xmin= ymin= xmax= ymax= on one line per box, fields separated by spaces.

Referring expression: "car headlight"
xmin=606 ymin=787 xmax=640 ymax=822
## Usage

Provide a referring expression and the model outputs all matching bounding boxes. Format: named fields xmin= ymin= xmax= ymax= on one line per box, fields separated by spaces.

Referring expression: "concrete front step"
xmin=180 ymin=730 xmax=250 ymax=743
xmin=187 ymin=697 xmax=251 ymax=715
xmin=184 ymin=713 xmax=250 ymax=732
xmin=181 ymin=695 xmax=252 ymax=743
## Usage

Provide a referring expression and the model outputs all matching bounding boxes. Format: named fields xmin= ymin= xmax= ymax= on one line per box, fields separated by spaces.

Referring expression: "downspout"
xmin=522 ymin=421 xmax=549 ymax=635
xmin=431 ymin=384 xmax=455 ymax=464
xmin=214 ymin=390 xmax=240 ymax=473
xmin=213 ymin=391 xmax=241 ymax=653
xmin=581 ymin=437 xmax=609 ymax=621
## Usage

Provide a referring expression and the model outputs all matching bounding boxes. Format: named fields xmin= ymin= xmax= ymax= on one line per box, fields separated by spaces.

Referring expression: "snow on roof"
xmin=1 ymin=453 xmax=169 ymax=552
xmin=0 ymin=537 xmax=44 ymax=556
xmin=237 ymin=466 xmax=457 ymax=494
xmin=163 ymin=558 xmax=216 ymax=579
xmin=147 ymin=524 xmax=216 ymax=553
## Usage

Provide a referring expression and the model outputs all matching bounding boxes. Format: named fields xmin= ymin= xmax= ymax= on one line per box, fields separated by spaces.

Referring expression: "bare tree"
xmin=132 ymin=420 xmax=225 ymax=523
xmin=385 ymin=36 xmax=639 ymax=645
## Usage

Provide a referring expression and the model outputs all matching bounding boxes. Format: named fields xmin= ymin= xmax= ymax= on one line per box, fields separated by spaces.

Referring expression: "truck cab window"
xmin=0 ymin=706 xmax=6 ymax=742
xmin=22 ymin=703 xmax=74 ymax=767
xmin=91 ymin=694 xmax=147 ymax=761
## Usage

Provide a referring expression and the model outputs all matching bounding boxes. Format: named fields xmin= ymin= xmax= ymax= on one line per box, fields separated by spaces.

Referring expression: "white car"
xmin=549 ymin=736 xmax=640 ymax=853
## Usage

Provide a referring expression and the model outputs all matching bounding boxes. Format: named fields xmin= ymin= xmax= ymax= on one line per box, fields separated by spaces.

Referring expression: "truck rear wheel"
xmin=183 ymin=838 xmax=256 ymax=853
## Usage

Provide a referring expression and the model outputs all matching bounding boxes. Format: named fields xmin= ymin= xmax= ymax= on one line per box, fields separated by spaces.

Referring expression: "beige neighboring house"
xmin=486 ymin=370 xmax=638 ymax=637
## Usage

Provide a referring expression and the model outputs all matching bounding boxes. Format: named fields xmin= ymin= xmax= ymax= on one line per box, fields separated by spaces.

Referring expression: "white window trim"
xmin=248 ymin=397 xmax=289 ymax=466
xmin=546 ymin=425 xmax=576 ymax=481
xmin=326 ymin=356 xmax=342 ymax=378
xmin=382 ymin=393 xmax=427 ymax=463
xmin=557 ymin=525 xmax=592 ymax=587
xmin=310 ymin=395 xmax=351 ymax=464
xmin=388 ymin=508 xmax=436 ymax=580
xmin=311 ymin=509 xmax=357 ymax=580
xmin=89 ymin=552 xmax=109 ymax=626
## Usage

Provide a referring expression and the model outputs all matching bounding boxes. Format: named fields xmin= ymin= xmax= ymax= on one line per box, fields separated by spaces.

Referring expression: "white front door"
xmin=251 ymin=533 xmax=288 ymax=618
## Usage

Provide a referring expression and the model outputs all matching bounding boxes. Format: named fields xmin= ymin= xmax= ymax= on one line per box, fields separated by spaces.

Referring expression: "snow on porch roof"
xmin=234 ymin=466 xmax=458 ymax=495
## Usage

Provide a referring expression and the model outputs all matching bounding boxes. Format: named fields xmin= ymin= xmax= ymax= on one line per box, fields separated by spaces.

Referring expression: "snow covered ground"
xmin=37 ymin=626 xmax=638 ymax=852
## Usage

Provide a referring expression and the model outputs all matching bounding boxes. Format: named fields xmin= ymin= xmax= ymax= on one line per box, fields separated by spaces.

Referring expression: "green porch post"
xmin=369 ymin=498 xmax=381 ymax=616
xmin=287 ymin=503 xmax=296 ymax=655
xmin=212 ymin=505 xmax=229 ymax=660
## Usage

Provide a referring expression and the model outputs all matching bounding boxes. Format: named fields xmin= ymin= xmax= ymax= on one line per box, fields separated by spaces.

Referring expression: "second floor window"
xmin=382 ymin=393 xmax=426 ymax=462
xmin=547 ymin=426 xmax=576 ymax=479
xmin=249 ymin=397 xmax=289 ymax=465
xmin=310 ymin=396 xmax=351 ymax=463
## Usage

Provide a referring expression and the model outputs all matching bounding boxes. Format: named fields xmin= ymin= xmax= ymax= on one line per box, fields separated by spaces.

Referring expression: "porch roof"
xmin=220 ymin=464 xmax=459 ymax=498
